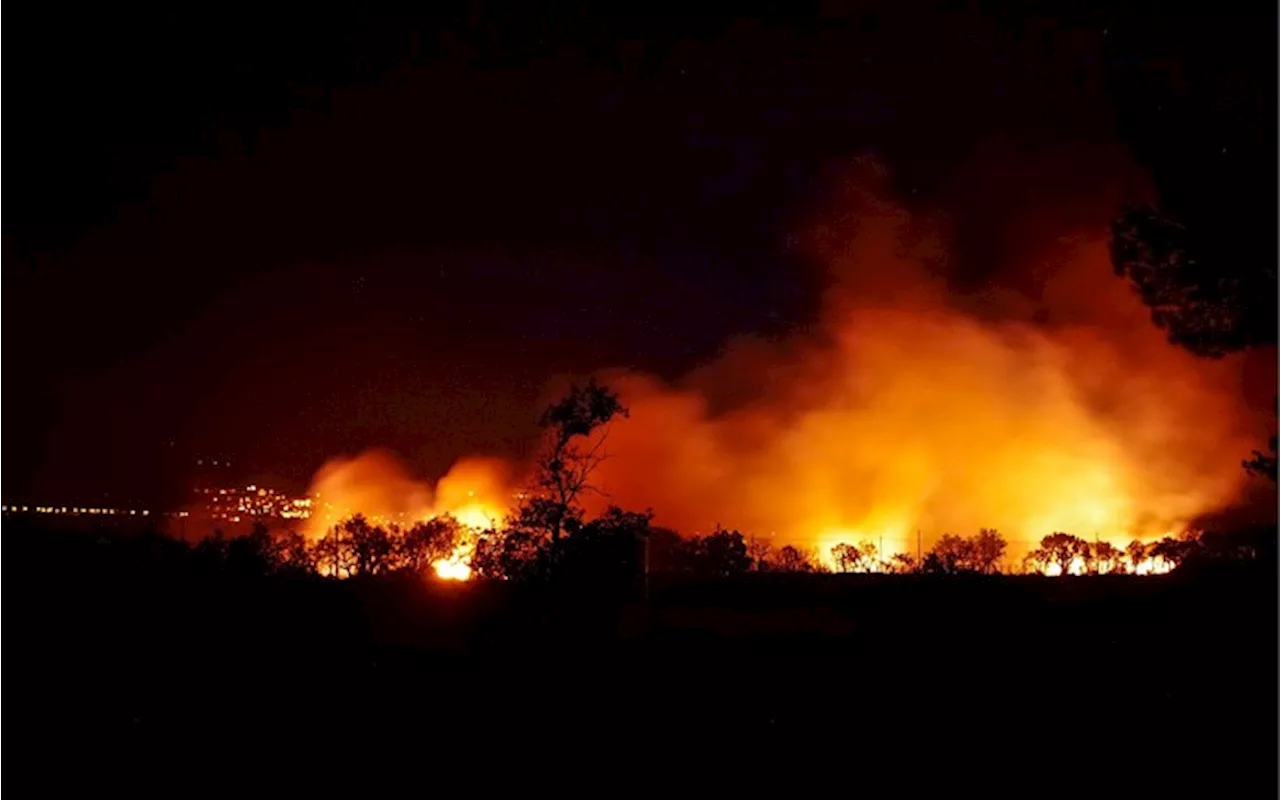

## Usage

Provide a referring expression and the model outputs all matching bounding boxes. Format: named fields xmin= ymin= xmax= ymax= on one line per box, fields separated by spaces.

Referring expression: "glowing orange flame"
xmin=432 ymin=550 xmax=473 ymax=581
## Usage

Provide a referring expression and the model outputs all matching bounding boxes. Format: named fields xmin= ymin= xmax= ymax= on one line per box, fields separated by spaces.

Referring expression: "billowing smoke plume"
xmin=308 ymin=159 xmax=1272 ymax=561
xmin=304 ymin=449 xmax=512 ymax=538
xmin=576 ymin=162 xmax=1269 ymax=557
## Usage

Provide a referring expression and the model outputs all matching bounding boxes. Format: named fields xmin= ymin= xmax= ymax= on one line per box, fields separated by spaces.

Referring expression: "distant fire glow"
xmin=302 ymin=452 xmax=511 ymax=539
xmin=297 ymin=451 xmax=513 ymax=581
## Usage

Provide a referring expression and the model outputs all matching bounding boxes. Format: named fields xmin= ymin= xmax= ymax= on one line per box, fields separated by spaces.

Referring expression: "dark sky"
xmin=5 ymin=1 xmax=1273 ymax=506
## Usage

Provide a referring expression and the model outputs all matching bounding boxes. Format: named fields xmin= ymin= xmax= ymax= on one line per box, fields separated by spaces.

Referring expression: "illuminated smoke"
xmin=304 ymin=449 xmax=512 ymax=539
xmin=307 ymin=159 xmax=1272 ymax=565
xmin=571 ymin=162 xmax=1269 ymax=560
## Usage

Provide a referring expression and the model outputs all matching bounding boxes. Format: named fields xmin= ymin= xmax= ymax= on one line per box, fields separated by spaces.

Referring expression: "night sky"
xmin=5 ymin=2 xmax=1273 ymax=506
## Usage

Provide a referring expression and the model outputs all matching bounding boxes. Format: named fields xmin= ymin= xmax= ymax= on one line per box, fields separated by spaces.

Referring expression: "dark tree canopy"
xmin=916 ymin=531 xmax=1008 ymax=574
xmin=526 ymin=379 xmax=628 ymax=543
xmin=773 ymin=544 xmax=816 ymax=573
xmin=1110 ymin=205 xmax=1276 ymax=358
xmin=830 ymin=542 xmax=860 ymax=573
xmin=539 ymin=379 xmax=628 ymax=441
xmin=1088 ymin=541 xmax=1122 ymax=574
xmin=682 ymin=528 xmax=751 ymax=577
xmin=970 ymin=529 xmax=1007 ymax=574
xmin=1243 ymin=435 xmax=1278 ymax=483
xmin=1105 ymin=10 xmax=1276 ymax=358
xmin=556 ymin=505 xmax=653 ymax=586
xmin=1031 ymin=532 xmax=1089 ymax=575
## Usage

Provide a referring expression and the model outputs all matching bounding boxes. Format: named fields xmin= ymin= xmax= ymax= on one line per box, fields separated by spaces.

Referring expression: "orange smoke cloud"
xmin=304 ymin=449 xmax=513 ymax=539
xmin=307 ymin=160 xmax=1272 ymax=565
xmin=571 ymin=165 xmax=1270 ymax=560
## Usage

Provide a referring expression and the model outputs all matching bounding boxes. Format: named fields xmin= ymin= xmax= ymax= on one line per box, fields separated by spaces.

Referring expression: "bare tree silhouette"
xmin=519 ymin=380 xmax=627 ymax=544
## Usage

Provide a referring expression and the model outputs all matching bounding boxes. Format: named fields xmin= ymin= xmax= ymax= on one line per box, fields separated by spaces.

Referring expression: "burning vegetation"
xmin=288 ymin=166 xmax=1272 ymax=582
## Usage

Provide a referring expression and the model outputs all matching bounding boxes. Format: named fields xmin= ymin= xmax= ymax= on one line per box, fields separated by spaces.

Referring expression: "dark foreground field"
xmin=9 ymin=527 xmax=1277 ymax=796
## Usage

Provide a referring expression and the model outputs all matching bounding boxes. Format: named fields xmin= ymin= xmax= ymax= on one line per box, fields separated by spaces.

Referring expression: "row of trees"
xmin=190 ymin=514 xmax=465 ymax=578
xmin=311 ymin=515 xmax=463 ymax=577
xmin=1022 ymin=529 xmax=1269 ymax=575
xmin=188 ymin=381 xmax=1270 ymax=583
xmin=198 ymin=514 xmax=1265 ymax=585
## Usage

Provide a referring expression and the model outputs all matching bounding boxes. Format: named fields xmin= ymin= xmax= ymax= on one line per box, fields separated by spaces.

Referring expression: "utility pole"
xmin=916 ymin=529 xmax=922 ymax=564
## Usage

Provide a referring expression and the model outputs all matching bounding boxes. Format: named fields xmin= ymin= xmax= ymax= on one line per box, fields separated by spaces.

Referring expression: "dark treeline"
xmin=8 ymin=515 xmax=1276 ymax=796
xmin=9 ymin=383 xmax=1276 ymax=795
xmin=222 ymin=379 xmax=1272 ymax=585
xmin=186 ymin=510 xmax=1273 ymax=585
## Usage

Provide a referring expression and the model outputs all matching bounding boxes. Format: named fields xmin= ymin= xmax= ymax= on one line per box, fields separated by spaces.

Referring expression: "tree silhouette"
xmin=1193 ymin=527 xmax=1270 ymax=565
xmin=970 ymin=529 xmax=1007 ymax=574
xmin=1107 ymin=24 xmax=1275 ymax=360
xmin=854 ymin=541 xmax=880 ymax=573
xmin=193 ymin=529 xmax=229 ymax=570
xmin=471 ymin=526 xmax=546 ymax=581
xmin=1088 ymin=541 xmax=1122 ymax=575
xmin=557 ymin=505 xmax=652 ymax=587
xmin=274 ymin=530 xmax=315 ymax=574
xmin=341 ymin=515 xmax=395 ymax=576
xmin=1107 ymin=42 xmax=1276 ymax=476
xmin=746 ymin=537 xmax=774 ymax=572
xmin=830 ymin=542 xmax=860 ymax=573
xmin=468 ymin=530 xmax=504 ymax=578
xmin=930 ymin=534 xmax=974 ymax=574
xmin=395 ymin=516 xmax=461 ymax=572
xmin=1125 ymin=540 xmax=1149 ymax=573
xmin=523 ymin=380 xmax=627 ymax=544
xmin=314 ymin=520 xmax=358 ymax=578
xmin=1021 ymin=548 xmax=1051 ymax=575
xmin=1243 ymin=434 xmax=1278 ymax=483
xmin=1150 ymin=536 xmax=1195 ymax=570
xmin=225 ymin=522 xmax=276 ymax=576
xmin=1110 ymin=205 xmax=1275 ymax=357
xmin=1108 ymin=37 xmax=1276 ymax=475
xmin=685 ymin=528 xmax=751 ymax=577
xmin=886 ymin=553 xmax=918 ymax=574
xmin=1036 ymin=533 xmax=1089 ymax=575
xmin=645 ymin=527 xmax=684 ymax=573
xmin=773 ymin=544 xmax=815 ymax=573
